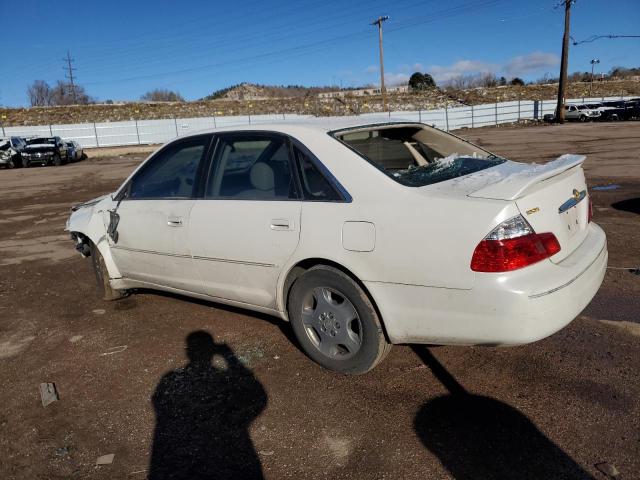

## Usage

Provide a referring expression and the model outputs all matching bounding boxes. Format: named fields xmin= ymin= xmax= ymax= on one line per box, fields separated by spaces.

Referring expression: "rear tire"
xmin=287 ymin=265 xmax=391 ymax=374
xmin=579 ymin=114 xmax=587 ymax=122
xmin=52 ymin=153 xmax=62 ymax=166
xmin=90 ymin=243 xmax=127 ymax=301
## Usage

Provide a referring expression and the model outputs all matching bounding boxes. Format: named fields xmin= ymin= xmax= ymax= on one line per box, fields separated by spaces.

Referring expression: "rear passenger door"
xmin=189 ymin=132 xmax=302 ymax=309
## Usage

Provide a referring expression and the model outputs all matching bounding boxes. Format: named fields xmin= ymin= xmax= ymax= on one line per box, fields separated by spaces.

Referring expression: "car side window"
xmin=294 ymin=147 xmax=341 ymax=201
xmin=206 ymin=133 xmax=297 ymax=200
xmin=129 ymin=135 xmax=209 ymax=199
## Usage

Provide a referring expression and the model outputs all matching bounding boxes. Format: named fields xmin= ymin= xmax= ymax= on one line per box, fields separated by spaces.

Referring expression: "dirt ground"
xmin=0 ymin=122 xmax=638 ymax=479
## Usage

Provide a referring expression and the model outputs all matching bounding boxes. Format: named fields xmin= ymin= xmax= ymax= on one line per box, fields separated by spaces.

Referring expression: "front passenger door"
xmin=109 ymin=134 xmax=212 ymax=293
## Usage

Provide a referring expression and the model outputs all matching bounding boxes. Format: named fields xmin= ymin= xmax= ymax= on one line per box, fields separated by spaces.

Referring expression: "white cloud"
xmin=384 ymin=72 xmax=411 ymax=86
xmin=428 ymin=60 xmax=500 ymax=83
xmin=375 ymin=52 xmax=560 ymax=86
xmin=503 ymin=52 xmax=559 ymax=77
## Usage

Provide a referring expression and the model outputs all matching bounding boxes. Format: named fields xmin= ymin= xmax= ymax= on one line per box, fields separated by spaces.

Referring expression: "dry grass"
xmin=1 ymin=80 xmax=638 ymax=127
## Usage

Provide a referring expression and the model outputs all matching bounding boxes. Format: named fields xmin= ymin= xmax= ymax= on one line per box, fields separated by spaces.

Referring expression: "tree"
xmin=27 ymin=79 xmax=92 ymax=106
xmin=408 ymin=72 xmax=436 ymax=91
xmin=510 ymin=77 xmax=525 ymax=86
xmin=49 ymin=81 xmax=92 ymax=105
xmin=499 ymin=76 xmax=507 ymax=86
xmin=27 ymin=80 xmax=52 ymax=106
xmin=478 ymin=73 xmax=498 ymax=88
xmin=141 ymin=89 xmax=185 ymax=102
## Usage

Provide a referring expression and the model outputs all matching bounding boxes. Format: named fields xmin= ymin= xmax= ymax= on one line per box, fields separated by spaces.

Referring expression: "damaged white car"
xmin=66 ymin=120 xmax=607 ymax=374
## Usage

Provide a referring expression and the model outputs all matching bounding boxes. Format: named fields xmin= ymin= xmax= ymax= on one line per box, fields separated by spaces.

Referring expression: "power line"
xmin=17 ymin=0 xmax=389 ymax=77
xmin=83 ymin=0 xmax=505 ymax=86
xmin=572 ymin=34 xmax=640 ymax=45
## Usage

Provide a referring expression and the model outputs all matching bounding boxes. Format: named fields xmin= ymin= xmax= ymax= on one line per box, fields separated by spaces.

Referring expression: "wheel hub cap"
xmin=301 ymin=287 xmax=362 ymax=360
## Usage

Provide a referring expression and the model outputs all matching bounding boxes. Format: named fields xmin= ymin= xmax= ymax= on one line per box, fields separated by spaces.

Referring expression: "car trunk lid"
xmin=469 ymin=154 xmax=589 ymax=263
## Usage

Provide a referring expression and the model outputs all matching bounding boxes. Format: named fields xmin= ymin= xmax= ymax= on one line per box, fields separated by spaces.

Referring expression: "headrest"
xmin=250 ymin=162 xmax=275 ymax=191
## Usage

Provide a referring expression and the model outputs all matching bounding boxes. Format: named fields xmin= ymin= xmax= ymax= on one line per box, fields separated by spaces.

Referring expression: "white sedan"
xmin=66 ymin=119 xmax=607 ymax=374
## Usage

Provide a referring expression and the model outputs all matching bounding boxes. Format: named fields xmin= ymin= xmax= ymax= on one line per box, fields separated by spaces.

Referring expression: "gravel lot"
xmin=0 ymin=122 xmax=638 ymax=479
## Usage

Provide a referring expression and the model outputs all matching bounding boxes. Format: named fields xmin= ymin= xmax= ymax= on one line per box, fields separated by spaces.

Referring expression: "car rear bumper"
xmin=366 ymin=222 xmax=607 ymax=345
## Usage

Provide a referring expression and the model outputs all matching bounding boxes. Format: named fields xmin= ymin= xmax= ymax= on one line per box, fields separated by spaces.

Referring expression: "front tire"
xmin=90 ymin=243 xmax=127 ymax=301
xmin=579 ymin=114 xmax=587 ymax=122
xmin=52 ymin=153 xmax=62 ymax=166
xmin=288 ymin=265 xmax=391 ymax=374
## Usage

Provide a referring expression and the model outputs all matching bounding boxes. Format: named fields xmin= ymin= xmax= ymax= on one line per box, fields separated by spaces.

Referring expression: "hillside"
xmin=1 ymin=80 xmax=638 ymax=127
xmin=201 ymin=83 xmax=354 ymax=100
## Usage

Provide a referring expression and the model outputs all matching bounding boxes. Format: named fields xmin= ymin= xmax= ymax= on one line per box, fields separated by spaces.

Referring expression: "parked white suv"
xmin=564 ymin=104 xmax=600 ymax=122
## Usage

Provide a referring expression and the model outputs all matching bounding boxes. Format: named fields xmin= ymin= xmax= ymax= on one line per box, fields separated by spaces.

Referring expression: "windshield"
xmin=28 ymin=137 xmax=55 ymax=145
xmin=331 ymin=123 xmax=503 ymax=187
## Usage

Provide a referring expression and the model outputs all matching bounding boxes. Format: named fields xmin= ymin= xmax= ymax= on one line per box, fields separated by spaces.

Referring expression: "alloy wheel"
xmin=300 ymin=286 xmax=362 ymax=360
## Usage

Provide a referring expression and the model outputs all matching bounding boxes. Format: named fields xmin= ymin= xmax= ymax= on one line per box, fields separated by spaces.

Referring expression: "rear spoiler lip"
xmin=468 ymin=154 xmax=586 ymax=201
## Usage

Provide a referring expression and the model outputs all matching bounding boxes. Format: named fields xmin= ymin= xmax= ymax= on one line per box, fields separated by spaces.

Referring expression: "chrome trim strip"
xmin=112 ymin=246 xmax=191 ymax=259
xmin=111 ymin=245 xmax=275 ymax=268
xmin=192 ymin=255 xmax=275 ymax=268
xmin=528 ymin=243 xmax=605 ymax=299
xmin=558 ymin=189 xmax=586 ymax=213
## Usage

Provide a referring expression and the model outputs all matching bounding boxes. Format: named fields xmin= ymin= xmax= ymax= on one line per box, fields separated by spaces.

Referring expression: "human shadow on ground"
xmin=412 ymin=347 xmax=594 ymax=480
xmin=148 ymin=330 xmax=267 ymax=480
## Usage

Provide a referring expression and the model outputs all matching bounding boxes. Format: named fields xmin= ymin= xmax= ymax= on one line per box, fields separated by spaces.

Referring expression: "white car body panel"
xmin=66 ymin=119 xmax=607 ymax=346
xmin=189 ymin=199 xmax=302 ymax=308
xmin=108 ymin=199 xmax=202 ymax=293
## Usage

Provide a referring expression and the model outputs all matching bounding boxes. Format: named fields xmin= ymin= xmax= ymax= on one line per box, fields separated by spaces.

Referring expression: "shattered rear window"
xmin=331 ymin=124 xmax=503 ymax=187
xmin=391 ymin=156 xmax=506 ymax=187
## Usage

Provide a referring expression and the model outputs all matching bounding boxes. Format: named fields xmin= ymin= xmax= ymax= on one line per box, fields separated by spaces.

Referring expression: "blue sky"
xmin=0 ymin=0 xmax=638 ymax=106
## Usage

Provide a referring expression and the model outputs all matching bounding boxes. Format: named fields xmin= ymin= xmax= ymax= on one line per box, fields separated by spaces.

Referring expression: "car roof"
xmin=184 ymin=116 xmax=421 ymax=138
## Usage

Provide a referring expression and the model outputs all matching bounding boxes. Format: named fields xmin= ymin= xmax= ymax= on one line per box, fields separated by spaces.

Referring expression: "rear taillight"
xmin=471 ymin=215 xmax=561 ymax=272
xmin=588 ymin=197 xmax=593 ymax=223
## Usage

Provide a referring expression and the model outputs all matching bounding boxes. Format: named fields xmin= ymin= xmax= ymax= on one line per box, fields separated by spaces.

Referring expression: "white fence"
xmin=1 ymin=96 xmax=630 ymax=148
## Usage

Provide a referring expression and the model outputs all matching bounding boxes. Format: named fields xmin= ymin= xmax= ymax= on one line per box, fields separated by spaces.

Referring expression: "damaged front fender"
xmin=66 ymin=194 xmax=123 ymax=279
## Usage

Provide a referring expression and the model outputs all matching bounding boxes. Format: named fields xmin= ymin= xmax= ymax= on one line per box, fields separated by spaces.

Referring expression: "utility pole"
xmin=63 ymin=50 xmax=77 ymax=104
xmin=555 ymin=1 xmax=573 ymax=123
xmin=371 ymin=16 xmax=389 ymax=112
xmin=589 ymin=58 xmax=600 ymax=97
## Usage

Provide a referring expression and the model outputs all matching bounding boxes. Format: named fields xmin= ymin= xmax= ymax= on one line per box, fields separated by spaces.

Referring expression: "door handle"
xmin=167 ymin=216 xmax=183 ymax=227
xmin=270 ymin=219 xmax=293 ymax=230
